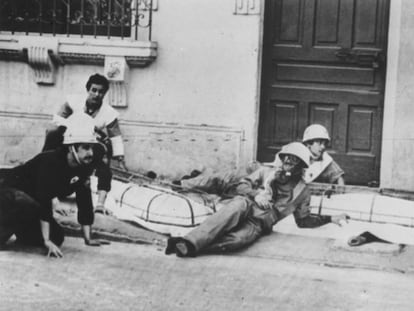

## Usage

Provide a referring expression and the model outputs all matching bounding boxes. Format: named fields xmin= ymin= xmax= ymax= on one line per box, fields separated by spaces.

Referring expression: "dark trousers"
xmin=184 ymin=195 xmax=280 ymax=254
xmin=0 ymin=188 xmax=64 ymax=246
xmin=184 ymin=196 xmax=263 ymax=253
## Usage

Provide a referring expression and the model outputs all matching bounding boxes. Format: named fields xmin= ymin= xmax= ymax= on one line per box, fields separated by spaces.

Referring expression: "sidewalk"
xmin=3 ymin=196 xmax=414 ymax=310
xmin=55 ymin=199 xmax=414 ymax=275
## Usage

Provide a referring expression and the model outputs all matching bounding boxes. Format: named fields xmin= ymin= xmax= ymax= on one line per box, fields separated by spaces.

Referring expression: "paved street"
xmin=1 ymin=233 xmax=413 ymax=311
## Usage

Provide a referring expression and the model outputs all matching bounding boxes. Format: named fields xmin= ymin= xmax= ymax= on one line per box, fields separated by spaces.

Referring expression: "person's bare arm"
xmin=40 ymin=220 xmax=63 ymax=258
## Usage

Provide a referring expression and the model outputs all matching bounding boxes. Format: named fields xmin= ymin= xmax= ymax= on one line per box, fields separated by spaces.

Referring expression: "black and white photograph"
xmin=0 ymin=0 xmax=413 ymax=310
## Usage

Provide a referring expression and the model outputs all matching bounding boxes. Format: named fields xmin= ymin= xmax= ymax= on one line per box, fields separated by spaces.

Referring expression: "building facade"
xmin=0 ymin=0 xmax=413 ymax=192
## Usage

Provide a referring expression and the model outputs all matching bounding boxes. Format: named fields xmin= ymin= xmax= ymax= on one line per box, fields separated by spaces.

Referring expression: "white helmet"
xmin=278 ymin=142 xmax=311 ymax=168
xmin=63 ymin=113 xmax=98 ymax=145
xmin=302 ymin=124 xmax=330 ymax=143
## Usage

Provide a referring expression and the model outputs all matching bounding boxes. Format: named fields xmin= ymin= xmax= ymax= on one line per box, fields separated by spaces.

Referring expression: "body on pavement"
xmin=165 ymin=142 xmax=349 ymax=257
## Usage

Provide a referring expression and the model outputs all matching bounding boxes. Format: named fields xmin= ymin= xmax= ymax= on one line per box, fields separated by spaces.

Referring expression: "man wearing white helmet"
xmin=165 ymin=142 xmax=349 ymax=257
xmin=0 ymin=113 xmax=109 ymax=257
xmin=301 ymin=124 xmax=345 ymax=185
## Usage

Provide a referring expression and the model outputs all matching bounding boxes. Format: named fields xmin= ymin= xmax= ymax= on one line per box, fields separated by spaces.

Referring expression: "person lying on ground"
xmin=165 ymin=142 xmax=349 ymax=257
xmin=0 ymin=113 xmax=110 ymax=258
xmin=175 ymin=124 xmax=344 ymax=197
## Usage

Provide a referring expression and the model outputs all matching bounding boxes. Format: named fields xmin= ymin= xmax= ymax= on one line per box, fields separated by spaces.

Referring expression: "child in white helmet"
xmin=301 ymin=124 xmax=345 ymax=186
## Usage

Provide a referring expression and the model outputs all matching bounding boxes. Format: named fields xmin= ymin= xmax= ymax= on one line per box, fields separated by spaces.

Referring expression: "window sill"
xmin=0 ymin=33 xmax=158 ymax=67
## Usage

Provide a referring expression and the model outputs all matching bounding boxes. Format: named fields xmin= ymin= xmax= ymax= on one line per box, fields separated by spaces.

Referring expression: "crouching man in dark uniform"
xmin=166 ymin=142 xmax=349 ymax=257
xmin=0 ymin=113 xmax=109 ymax=257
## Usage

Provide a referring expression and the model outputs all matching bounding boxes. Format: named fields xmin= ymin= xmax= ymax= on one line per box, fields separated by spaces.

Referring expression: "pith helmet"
xmin=278 ymin=142 xmax=311 ymax=168
xmin=63 ymin=113 xmax=98 ymax=145
xmin=302 ymin=124 xmax=330 ymax=143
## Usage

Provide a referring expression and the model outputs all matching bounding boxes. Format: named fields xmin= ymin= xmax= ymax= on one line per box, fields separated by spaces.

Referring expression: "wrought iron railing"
xmin=0 ymin=0 xmax=153 ymax=41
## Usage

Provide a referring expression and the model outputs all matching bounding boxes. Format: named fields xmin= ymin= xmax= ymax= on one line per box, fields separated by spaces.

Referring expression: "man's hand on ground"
xmin=331 ymin=213 xmax=350 ymax=226
xmin=44 ymin=240 xmax=63 ymax=258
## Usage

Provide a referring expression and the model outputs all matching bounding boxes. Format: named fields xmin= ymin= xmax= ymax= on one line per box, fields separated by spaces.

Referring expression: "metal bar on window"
xmin=66 ymin=0 xmax=71 ymax=37
xmin=0 ymin=0 xmax=146 ymax=41
xmin=9 ymin=0 xmax=16 ymax=34
xmin=121 ymin=0 xmax=125 ymax=39
xmin=98 ymin=0 xmax=102 ymax=25
xmin=148 ymin=0 xmax=152 ymax=41
xmin=52 ymin=0 xmax=57 ymax=36
xmin=134 ymin=0 xmax=138 ymax=40
xmin=25 ymin=0 xmax=29 ymax=35
xmin=107 ymin=0 xmax=112 ymax=39
xmin=93 ymin=0 xmax=97 ymax=38
xmin=80 ymin=0 xmax=84 ymax=37
xmin=38 ymin=0 xmax=43 ymax=35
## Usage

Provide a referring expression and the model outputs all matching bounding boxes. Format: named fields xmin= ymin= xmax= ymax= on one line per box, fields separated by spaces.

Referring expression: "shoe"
xmin=348 ymin=231 xmax=385 ymax=246
xmin=146 ymin=171 xmax=157 ymax=179
xmin=175 ymin=238 xmax=196 ymax=258
xmin=165 ymin=237 xmax=196 ymax=257
xmin=165 ymin=237 xmax=181 ymax=255
xmin=348 ymin=235 xmax=367 ymax=246
xmin=181 ymin=170 xmax=202 ymax=181
xmin=190 ymin=170 xmax=202 ymax=178
xmin=172 ymin=180 xmax=182 ymax=186
xmin=175 ymin=241 xmax=189 ymax=257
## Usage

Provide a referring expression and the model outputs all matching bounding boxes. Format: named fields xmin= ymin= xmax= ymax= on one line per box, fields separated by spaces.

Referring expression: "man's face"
xmin=75 ymin=144 xmax=94 ymax=166
xmin=281 ymin=154 xmax=301 ymax=174
xmin=86 ymin=83 xmax=107 ymax=110
xmin=277 ymin=154 xmax=304 ymax=183
xmin=307 ymin=139 xmax=328 ymax=160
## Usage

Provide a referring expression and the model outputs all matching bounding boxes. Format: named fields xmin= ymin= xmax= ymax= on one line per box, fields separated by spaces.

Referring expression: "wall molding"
xmin=0 ymin=34 xmax=158 ymax=85
xmin=0 ymin=110 xmax=52 ymax=121
xmin=0 ymin=110 xmax=245 ymax=137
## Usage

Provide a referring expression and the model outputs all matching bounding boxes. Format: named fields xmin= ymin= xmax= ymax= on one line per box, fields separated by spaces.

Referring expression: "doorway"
xmin=258 ymin=0 xmax=390 ymax=185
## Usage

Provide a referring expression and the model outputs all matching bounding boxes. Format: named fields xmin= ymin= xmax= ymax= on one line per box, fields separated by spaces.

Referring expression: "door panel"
xmin=258 ymin=0 xmax=389 ymax=185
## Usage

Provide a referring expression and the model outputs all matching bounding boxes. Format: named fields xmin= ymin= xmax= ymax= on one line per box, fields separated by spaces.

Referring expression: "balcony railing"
xmin=0 ymin=0 xmax=153 ymax=41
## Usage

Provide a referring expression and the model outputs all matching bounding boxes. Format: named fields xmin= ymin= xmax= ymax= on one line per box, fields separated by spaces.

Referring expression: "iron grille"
xmin=0 ymin=0 xmax=153 ymax=40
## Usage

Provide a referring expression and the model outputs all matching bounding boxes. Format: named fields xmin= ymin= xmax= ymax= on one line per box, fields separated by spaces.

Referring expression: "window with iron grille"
xmin=0 ymin=0 xmax=153 ymax=40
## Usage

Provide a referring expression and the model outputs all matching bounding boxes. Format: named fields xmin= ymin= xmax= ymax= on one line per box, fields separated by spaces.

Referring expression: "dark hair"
xmin=86 ymin=74 xmax=109 ymax=92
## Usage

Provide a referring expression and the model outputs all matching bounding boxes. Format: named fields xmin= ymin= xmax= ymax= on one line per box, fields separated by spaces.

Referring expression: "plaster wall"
xmin=381 ymin=0 xmax=414 ymax=191
xmin=0 ymin=0 xmax=262 ymax=178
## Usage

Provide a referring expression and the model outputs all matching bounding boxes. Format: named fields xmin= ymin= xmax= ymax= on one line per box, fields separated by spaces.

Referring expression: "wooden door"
xmin=258 ymin=0 xmax=389 ymax=185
